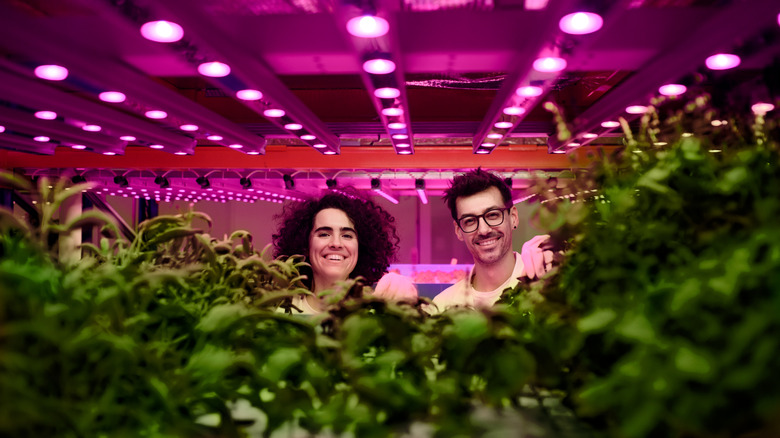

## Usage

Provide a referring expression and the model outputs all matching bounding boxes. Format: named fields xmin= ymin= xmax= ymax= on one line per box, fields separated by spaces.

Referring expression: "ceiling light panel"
xmin=335 ymin=2 xmax=416 ymax=155
xmin=119 ymin=0 xmax=340 ymax=154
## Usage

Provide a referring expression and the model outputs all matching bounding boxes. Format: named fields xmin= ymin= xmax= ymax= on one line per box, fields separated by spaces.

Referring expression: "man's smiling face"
xmin=454 ymin=186 xmax=518 ymax=266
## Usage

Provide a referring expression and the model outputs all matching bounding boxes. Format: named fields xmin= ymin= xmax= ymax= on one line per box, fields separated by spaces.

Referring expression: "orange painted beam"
xmin=1 ymin=144 xmax=607 ymax=171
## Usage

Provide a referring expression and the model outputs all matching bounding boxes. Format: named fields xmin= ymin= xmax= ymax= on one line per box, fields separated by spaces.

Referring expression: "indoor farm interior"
xmin=1 ymin=1 xmax=779 ymax=437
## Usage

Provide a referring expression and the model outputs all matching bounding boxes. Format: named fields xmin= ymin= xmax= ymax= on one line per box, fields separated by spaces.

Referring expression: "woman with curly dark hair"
xmin=272 ymin=190 xmax=416 ymax=314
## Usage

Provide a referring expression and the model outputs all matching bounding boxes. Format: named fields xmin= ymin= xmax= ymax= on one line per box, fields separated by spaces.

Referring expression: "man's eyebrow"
xmin=459 ymin=205 xmax=504 ymax=217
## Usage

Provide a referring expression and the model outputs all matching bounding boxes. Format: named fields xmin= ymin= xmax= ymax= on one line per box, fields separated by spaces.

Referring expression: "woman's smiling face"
xmin=308 ymin=208 xmax=359 ymax=292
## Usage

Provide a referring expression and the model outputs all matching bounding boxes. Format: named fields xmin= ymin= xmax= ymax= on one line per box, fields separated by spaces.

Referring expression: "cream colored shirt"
xmin=278 ymin=295 xmax=322 ymax=315
xmin=430 ymin=252 xmax=524 ymax=313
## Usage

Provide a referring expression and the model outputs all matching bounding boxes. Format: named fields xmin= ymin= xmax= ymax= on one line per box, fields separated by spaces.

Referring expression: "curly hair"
xmin=272 ymin=190 xmax=400 ymax=287
xmin=443 ymin=168 xmax=513 ymax=220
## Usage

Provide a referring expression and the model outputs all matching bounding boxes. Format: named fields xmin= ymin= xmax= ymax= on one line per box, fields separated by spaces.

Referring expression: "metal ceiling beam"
xmin=0 ymin=68 xmax=190 ymax=152
xmin=471 ymin=0 xmax=579 ymax=154
xmin=0 ymin=105 xmax=125 ymax=154
xmin=136 ymin=0 xmax=340 ymax=153
xmin=0 ymin=135 xmax=58 ymax=155
xmin=0 ymin=144 xmax=603 ymax=171
xmin=333 ymin=0 xmax=415 ymax=154
xmin=0 ymin=2 xmax=264 ymax=154
xmin=548 ymin=0 xmax=780 ymax=152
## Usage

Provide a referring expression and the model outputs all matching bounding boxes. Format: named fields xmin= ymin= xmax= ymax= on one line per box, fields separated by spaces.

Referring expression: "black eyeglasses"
xmin=456 ymin=207 xmax=509 ymax=233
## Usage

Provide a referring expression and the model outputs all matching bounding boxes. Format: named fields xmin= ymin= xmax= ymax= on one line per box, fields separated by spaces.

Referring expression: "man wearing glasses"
xmin=431 ymin=168 xmax=551 ymax=312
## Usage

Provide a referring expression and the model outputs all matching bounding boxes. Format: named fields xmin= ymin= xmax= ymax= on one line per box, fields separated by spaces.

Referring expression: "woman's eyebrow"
xmin=313 ymin=226 xmax=356 ymax=234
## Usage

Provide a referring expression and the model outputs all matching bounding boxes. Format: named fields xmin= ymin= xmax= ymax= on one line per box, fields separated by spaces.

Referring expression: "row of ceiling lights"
xmin=139 ymin=19 xmax=335 ymax=154
xmin=3 ymin=20 xmax=330 ymax=156
xmin=346 ymin=14 xmax=414 ymax=154
xmin=550 ymin=12 xmax=780 ymax=153
xmin=54 ymin=171 xmax=548 ymax=206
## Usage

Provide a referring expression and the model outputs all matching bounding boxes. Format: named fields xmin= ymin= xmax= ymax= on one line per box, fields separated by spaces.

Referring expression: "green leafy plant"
xmin=0 ymin=174 xmax=559 ymax=438
xmin=509 ymin=95 xmax=780 ymax=437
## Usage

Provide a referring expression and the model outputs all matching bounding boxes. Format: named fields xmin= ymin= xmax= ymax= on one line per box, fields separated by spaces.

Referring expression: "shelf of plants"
xmin=1 ymin=93 xmax=779 ymax=438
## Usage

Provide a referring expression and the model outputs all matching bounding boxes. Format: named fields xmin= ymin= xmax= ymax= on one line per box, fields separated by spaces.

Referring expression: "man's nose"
xmin=476 ymin=216 xmax=493 ymax=234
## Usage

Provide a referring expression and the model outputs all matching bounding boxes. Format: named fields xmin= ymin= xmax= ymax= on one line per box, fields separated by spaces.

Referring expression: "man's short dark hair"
xmin=442 ymin=168 xmax=513 ymax=220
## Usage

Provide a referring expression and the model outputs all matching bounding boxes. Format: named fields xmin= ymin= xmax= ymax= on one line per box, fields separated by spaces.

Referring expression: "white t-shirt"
xmin=429 ymin=252 xmax=524 ymax=313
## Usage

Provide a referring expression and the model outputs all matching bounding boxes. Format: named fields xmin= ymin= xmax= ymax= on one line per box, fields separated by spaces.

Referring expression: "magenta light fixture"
xmin=324 ymin=150 xmax=337 ymax=155
xmin=229 ymin=144 xmax=243 ymax=149
xmin=569 ymin=142 xmax=581 ymax=146
xmin=71 ymin=144 xmax=86 ymax=149
xmin=396 ymin=143 xmax=410 ymax=148
xmin=494 ymin=121 xmax=514 ymax=129
xmin=705 ymin=53 xmax=740 ymax=70
xmin=626 ymin=105 xmax=648 ymax=114
xmin=516 ymin=85 xmax=543 ymax=97
xmin=476 ymin=149 xmax=490 ymax=154
xmin=120 ymin=135 xmax=136 ymax=141
xmin=375 ymin=87 xmax=401 ymax=99
xmin=198 ymin=61 xmax=231 ymax=77
xmin=373 ymin=187 xmax=399 ymax=205
xmin=301 ymin=134 xmax=316 ymax=141
xmin=0 ymin=125 xmax=5 ymax=133
xmin=313 ymin=143 xmax=327 ymax=148
xmin=559 ymin=12 xmax=603 ymax=35
xmin=33 ymin=136 xmax=50 ymax=142
xmin=388 ymin=122 xmax=406 ymax=129
xmin=247 ymin=151 xmax=261 ymax=155
xmin=82 ymin=124 xmax=102 ymax=132
xmin=174 ymin=151 xmax=187 ymax=155
xmin=398 ymin=150 xmax=411 ymax=155
xmin=34 ymin=110 xmax=57 ymax=120
xmin=263 ymin=109 xmax=285 ymax=118
xmin=103 ymin=152 xmax=116 ymax=156
xmin=552 ymin=149 xmax=566 ymax=154
xmin=206 ymin=134 xmax=223 ymax=141
xmin=179 ymin=124 xmax=198 ymax=131
xmin=658 ymin=83 xmax=687 ymax=96
xmin=582 ymin=133 xmax=598 ymax=139
xmin=236 ymin=89 xmax=263 ymax=100
xmin=751 ymin=102 xmax=775 ymax=115
xmin=140 ymin=20 xmax=184 ymax=43
xmin=284 ymin=123 xmax=303 ymax=130
xmin=533 ymin=57 xmax=567 ymax=73
xmin=99 ymin=91 xmax=126 ymax=103
xmin=363 ymin=58 xmax=396 ymax=74
xmin=487 ymin=133 xmax=503 ymax=139
xmin=392 ymin=133 xmax=408 ymax=140
xmin=481 ymin=142 xmax=496 ymax=147
xmin=150 ymin=144 xmax=164 ymax=149
xmin=601 ymin=120 xmax=620 ymax=128
xmin=34 ymin=64 xmax=68 ymax=81
xmin=382 ymin=107 xmax=404 ymax=116
xmin=346 ymin=15 xmax=389 ymax=38
xmin=503 ymin=106 xmax=526 ymax=115
xmin=145 ymin=110 xmax=167 ymax=119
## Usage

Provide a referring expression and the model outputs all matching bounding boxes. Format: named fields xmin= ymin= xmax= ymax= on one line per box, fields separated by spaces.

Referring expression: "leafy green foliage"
xmin=511 ymin=96 xmax=780 ymax=437
xmin=0 ymin=175 xmax=559 ymax=437
xmin=7 ymin=93 xmax=776 ymax=438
